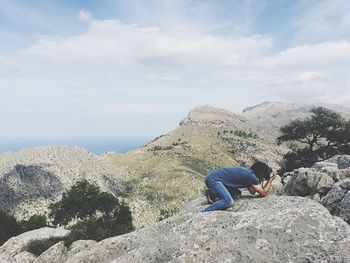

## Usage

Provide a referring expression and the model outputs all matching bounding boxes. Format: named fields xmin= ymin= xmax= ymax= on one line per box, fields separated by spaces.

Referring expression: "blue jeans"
xmin=203 ymin=176 xmax=234 ymax=212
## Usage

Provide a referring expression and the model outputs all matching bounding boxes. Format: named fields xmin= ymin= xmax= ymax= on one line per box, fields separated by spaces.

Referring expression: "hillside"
xmin=102 ymin=105 xmax=288 ymax=228
xmin=242 ymin=101 xmax=350 ymax=135
xmin=0 ymin=146 xmax=128 ymax=220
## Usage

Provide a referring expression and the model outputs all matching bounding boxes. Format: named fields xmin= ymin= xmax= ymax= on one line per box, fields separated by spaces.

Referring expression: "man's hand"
xmin=270 ymin=174 xmax=277 ymax=181
xmin=252 ymin=173 xmax=276 ymax=197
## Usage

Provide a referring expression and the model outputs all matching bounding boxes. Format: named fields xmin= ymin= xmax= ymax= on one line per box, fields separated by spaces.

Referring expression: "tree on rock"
xmin=277 ymin=107 xmax=350 ymax=173
xmin=49 ymin=180 xmax=133 ymax=241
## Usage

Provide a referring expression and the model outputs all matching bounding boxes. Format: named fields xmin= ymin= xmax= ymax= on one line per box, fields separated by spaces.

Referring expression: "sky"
xmin=1 ymin=0 xmax=350 ymax=137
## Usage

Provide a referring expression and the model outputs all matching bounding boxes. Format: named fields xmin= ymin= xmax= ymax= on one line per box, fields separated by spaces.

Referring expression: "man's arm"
xmin=250 ymin=175 xmax=276 ymax=197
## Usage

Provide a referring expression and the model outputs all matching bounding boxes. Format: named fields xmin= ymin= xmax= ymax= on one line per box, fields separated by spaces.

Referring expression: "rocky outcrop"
xmin=322 ymin=178 xmax=350 ymax=224
xmin=282 ymin=156 xmax=350 ymax=197
xmin=179 ymin=105 xmax=263 ymax=134
xmin=2 ymin=196 xmax=349 ymax=262
xmin=281 ymin=155 xmax=350 ymax=223
xmin=0 ymin=146 xmax=128 ymax=220
xmin=0 ymin=227 xmax=70 ymax=263
xmin=282 ymin=167 xmax=335 ymax=197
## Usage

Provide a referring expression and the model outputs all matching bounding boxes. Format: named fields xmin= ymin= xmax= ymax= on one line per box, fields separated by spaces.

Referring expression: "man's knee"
xmin=223 ymin=196 xmax=234 ymax=207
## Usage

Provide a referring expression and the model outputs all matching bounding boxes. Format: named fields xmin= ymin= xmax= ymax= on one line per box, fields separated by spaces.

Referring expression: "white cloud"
xmin=296 ymin=72 xmax=323 ymax=82
xmin=1 ymin=16 xmax=350 ymax=136
xmin=78 ymin=9 xmax=92 ymax=22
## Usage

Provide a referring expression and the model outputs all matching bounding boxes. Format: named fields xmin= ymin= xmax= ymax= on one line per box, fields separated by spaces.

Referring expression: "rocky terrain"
xmin=1 ymin=195 xmax=349 ymax=263
xmin=1 ymin=101 xmax=350 ymax=262
xmin=0 ymin=146 xmax=128 ymax=220
xmin=281 ymin=155 xmax=350 ymax=224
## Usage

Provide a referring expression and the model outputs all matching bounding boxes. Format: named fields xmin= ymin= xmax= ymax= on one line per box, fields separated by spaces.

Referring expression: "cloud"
xmin=78 ymin=9 xmax=92 ymax=22
xmin=296 ymin=72 xmax=323 ymax=82
xmin=1 ymin=11 xmax=350 ymax=136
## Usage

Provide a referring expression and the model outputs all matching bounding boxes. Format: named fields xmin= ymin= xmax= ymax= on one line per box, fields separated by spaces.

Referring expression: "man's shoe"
xmin=205 ymin=189 xmax=215 ymax=204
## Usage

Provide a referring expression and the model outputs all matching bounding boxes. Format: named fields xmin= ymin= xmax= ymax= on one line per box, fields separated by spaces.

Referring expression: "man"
xmin=203 ymin=162 xmax=276 ymax=212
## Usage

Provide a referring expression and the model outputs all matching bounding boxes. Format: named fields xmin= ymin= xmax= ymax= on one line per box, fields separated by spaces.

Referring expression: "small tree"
xmin=49 ymin=180 xmax=133 ymax=241
xmin=277 ymin=107 xmax=350 ymax=173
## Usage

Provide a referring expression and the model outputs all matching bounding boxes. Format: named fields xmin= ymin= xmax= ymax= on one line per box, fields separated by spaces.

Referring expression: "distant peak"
xmin=242 ymin=101 xmax=273 ymax=113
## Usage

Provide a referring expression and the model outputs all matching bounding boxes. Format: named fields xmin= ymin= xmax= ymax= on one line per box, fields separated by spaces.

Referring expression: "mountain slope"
xmin=242 ymin=101 xmax=350 ymax=135
xmin=103 ymin=106 xmax=288 ymax=228
xmin=0 ymin=146 xmax=128 ymax=220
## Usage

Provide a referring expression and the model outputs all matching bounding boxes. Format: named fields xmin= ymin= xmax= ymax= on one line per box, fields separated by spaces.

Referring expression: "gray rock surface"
xmin=0 ymin=227 xmax=70 ymax=263
xmin=282 ymin=157 xmax=350 ymax=199
xmin=13 ymin=251 xmax=36 ymax=263
xmin=322 ymin=178 xmax=350 ymax=224
xmin=67 ymin=240 xmax=97 ymax=258
xmin=34 ymin=241 xmax=67 ymax=263
xmin=63 ymin=196 xmax=350 ymax=263
xmin=282 ymin=168 xmax=335 ymax=197
xmin=0 ymin=146 xmax=127 ymax=219
xmin=2 ymin=197 xmax=350 ymax=262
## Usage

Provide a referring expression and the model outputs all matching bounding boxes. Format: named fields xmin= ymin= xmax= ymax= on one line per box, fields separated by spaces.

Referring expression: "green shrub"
xmin=19 ymin=215 xmax=48 ymax=232
xmin=26 ymin=237 xmax=64 ymax=256
xmin=0 ymin=211 xmax=22 ymax=246
xmin=49 ymin=180 xmax=133 ymax=242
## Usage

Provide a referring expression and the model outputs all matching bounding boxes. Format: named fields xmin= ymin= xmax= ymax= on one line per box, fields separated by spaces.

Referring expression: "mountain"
xmin=0 ymin=146 xmax=128 ymax=220
xmin=242 ymin=101 xmax=350 ymax=135
xmin=2 ymin=101 xmax=350 ymax=228
xmin=102 ymin=105 xmax=289 ymax=228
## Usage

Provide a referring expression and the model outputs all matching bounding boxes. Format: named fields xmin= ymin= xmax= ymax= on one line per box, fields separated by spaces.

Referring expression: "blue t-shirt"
xmin=206 ymin=166 xmax=260 ymax=188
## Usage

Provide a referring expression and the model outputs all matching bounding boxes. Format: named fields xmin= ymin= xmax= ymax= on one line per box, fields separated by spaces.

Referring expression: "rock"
xmin=13 ymin=251 xmax=36 ymax=263
xmin=315 ymin=172 xmax=335 ymax=194
xmin=67 ymin=240 xmax=97 ymax=258
xmin=34 ymin=241 xmax=67 ymax=263
xmin=312 ymin=159 xmax=350 ymax=181
xmin=270 ymin=179 xmax=284 ymax=195
xmin=0 ymin=227 xmax=70 ymax=263
xmin=283 ymin=167 xmax=335 ymax=197
xmin=64 ymin=196 xmax=350 ymax=262
xmin=322 ymin=178 xmax=350 ymax=224
xmin=326 ymin=155 xmax=350 ymax=169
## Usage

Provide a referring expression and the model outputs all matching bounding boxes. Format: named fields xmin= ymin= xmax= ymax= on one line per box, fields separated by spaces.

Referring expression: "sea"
xmin=0 ymin=136 xmax=155 ymax=155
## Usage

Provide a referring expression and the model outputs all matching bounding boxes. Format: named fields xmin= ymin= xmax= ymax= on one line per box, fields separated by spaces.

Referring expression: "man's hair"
xmin=251 ymin=162 xmax=272 ymax=180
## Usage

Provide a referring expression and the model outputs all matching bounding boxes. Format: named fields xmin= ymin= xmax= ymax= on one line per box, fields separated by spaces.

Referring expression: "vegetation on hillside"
xmin=103 ymin=124 xmax=286 ymax=228
xmin=49 ymin=180 xmax=133 ymax=241
xmin=0 ymin=212 xmax=48 ymax=246
xmin=0 ymin=180 xmax=133 ymax=247
xmin=277 ymin=107 xmax=350 ymax=173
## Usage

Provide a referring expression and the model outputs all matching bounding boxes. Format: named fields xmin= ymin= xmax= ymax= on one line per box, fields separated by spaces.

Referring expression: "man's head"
xmin=251 ymin=162 xmax=272 ymax=181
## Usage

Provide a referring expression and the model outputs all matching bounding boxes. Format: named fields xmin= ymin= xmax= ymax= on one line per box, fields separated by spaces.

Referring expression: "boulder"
xmin=0 ymin=227 xmax=70 ymax=263
xmin=322 ymin=178 xmax=350 ymax=224
xmin=13 ymin=251 xmax=36 ymax=263
xmin=283 ymin=168 xmax=335 ymax=197
xmin=33 ymin=241 xmax=67 ymax=263
xmin=64 ymin=196 xmax=350 ymax=263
